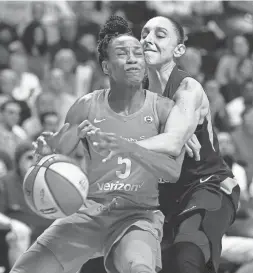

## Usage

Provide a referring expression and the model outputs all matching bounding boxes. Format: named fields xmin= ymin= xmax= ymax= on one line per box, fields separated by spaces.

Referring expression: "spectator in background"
xmin=0 ymin=141 xmax=53 ymax=267
xmin=0 ymin=22 xmax=19 ymax=72
xmin=22 ymin=92 xmax=57 ymax=140
xmin=53 ymin=48 xmax=91 ymax=97
xmin=215 ymin=35 xmax=250 ymax=86
xmin=9 ymin=53 xmax=41 ymax=113
xmin=0 ymin=69 xmax=18 ymax=104
xmin=222 ymin=60 xmax=253 ymax=127
xmin=53 ymin=49 xmax=77 ymax=97
xmin=0 ymin=100 xmax=27 ymax=159
xmin=178 ymin=47 xmax=205 ymax=84
xmin=0 ymin=69 xmax=31 ymax=125
xmin=22 ymin=21 xmax=49 ymax=80
xmin=39 ymin=111 xmax=59 ymax=134
xmin=243 ymin=81 xmax=253 ymax=108
xmin=30 ymin=2 xmax=45 ymax=24
xmin=75 ymin=33 xmax=110 ymax=95
xmin=49 ymin=15 xmax=78 ymax=63
xmin=75 ymin=1 xmax=100 ymax=37
xmin=32 ymin=111 xmax=60 ymax=141
xmin=231 ymin=107 xmax=253 ymax=187
xmin=0 ymin=22 xmax=18 ymax=49
xmin=44 ymin=68 xmax=75 ymax=122
xmin=0 ymin=150 xmax=12 ymax=179
xmin=204 ymin=79 xmax=231 ymax=132
xmin=221 ymin=58 xmax=253 ymax=103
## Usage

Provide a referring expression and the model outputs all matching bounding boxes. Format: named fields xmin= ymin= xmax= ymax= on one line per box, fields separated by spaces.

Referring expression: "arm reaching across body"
xmin=81 ymin=95 xmax=185 ymax=183
xmin=138 ymin=77 xmax=207 ymax=157
xmin=33 ymin=93 xmax=93 ymax=173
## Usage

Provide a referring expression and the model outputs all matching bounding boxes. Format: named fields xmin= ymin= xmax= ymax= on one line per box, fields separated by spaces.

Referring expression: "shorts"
xmin=161 ymin=176 xmax=240 ymax=273
xmin=37 ymin=199 xmax=164 ymax=273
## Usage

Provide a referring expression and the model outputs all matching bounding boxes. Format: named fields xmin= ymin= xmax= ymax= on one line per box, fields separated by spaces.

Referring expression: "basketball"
xmin=23 ymin=154 xmax=89 ymax=220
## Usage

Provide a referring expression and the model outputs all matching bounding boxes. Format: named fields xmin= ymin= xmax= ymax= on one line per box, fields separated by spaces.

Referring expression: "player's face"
xmin=104 ymin=35 xmax=145 ymax=86
xmin=140 ymin=17 xmax=183 ymax=68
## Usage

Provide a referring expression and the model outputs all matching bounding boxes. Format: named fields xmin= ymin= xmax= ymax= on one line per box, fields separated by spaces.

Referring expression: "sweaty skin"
xmin=138 ymin=77 xmax=210 ymax=156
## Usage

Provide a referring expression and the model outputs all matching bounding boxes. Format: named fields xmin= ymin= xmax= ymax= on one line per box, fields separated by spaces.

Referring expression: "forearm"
xmin=137 ymin=108 xmax=200 ymax=156
xmin=137 ymin=133 xmax=184 ymax=156
xmin=129 ymin=143 xmax=184 ymax=183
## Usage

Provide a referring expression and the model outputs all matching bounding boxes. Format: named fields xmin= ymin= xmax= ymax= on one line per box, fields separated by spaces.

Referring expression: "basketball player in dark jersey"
xmin=139 ymin=16 xmax=240 ymax=273
xmin=89 ymin=16 xmax=240 ymax=273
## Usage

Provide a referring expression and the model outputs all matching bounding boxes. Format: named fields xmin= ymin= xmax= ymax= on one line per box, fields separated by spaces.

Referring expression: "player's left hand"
xmin=92 ymin=131 xmax=135 ymax=162
xmin=185 ymin=134 xmax=201 ymax=161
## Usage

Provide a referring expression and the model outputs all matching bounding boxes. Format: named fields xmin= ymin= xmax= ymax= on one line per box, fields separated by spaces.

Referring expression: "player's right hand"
xmin=185 ymin=134 xmax=201 ymax=161
xmin=33 ymin=123 xmax=70 ymax=162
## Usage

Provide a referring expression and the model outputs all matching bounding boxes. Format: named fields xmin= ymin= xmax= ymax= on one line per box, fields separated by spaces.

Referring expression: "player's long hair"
xmin=97 ymin=15 xmax=133 ymax=67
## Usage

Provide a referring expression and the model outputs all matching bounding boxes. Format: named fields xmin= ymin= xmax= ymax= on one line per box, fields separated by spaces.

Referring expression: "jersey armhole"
xmin=87 ymin=89 xmax=106 ymax=121
xmin=156 ymin=95 xmax=174 ymax=133
xmin=151 ymin=92 xmax=160 ymax=132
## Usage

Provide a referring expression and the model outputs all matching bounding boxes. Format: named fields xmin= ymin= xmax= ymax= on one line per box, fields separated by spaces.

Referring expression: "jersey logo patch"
xmin=144 ymin=116 xmax=153 ymax=124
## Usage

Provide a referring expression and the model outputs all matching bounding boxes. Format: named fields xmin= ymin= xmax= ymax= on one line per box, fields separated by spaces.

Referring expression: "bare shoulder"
xmin=174 ymin=77 xmax=205 ymax=109
xmin=65 ymin=92 xmax=94 ymax=124
xmin=156 ymin=94 xmax=175 ymax=126
xmin=177 ymin=77 xmax=204 ymax=95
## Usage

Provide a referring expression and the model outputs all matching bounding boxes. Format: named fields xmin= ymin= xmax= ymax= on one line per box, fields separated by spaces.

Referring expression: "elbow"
xmin=166 ymin=145 xmax=183 ymax=158
xmin=169 ymin=169 xmax=180 ymax=184
xmin=162 ymin=165 xmax=181 ymax=184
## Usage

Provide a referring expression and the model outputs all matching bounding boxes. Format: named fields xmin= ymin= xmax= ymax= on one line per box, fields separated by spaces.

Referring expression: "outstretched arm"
xmin=87 ymin=96 xmax=185 ymax=183
xmin=90 ymin=130 xmax=184 ymax=183
xmin=34 ymin=94 xmax=93 ymax=173
xmin=138 ymin=77 xmax=204 ymax=156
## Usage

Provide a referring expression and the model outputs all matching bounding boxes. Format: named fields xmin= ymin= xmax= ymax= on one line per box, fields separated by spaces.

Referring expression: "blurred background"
xmin=0 ymin=1 xmax=253 ymax=273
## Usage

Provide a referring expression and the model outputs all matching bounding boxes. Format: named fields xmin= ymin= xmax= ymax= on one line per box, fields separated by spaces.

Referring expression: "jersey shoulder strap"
xmin=87 ymin=89 xmax=106 ymax=122
xmin=163 ymin=66 xmax=190 ymax=99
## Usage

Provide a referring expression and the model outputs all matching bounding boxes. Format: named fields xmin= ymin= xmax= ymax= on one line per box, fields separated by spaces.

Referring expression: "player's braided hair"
xmin=97 ymin=15 xmax=133 ymax=67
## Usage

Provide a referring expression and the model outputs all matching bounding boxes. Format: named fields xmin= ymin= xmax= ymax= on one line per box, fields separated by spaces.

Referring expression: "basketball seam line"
xmin=45 ymin=164 xmax=84 ymax=215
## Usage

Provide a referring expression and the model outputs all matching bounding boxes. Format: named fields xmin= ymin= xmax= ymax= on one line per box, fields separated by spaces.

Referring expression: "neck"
xmin=147 ymin=61 xmax=176 ymax=94
xmin=108 ymin=81 xmax=144 ymax=115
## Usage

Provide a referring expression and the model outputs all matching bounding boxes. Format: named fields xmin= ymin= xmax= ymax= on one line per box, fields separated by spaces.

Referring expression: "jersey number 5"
xmin=116 ymin=156 xmax=131 ymax=179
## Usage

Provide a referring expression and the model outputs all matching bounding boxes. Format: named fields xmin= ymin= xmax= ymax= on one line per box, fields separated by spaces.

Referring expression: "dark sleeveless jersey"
xmin=145 ymin=66 xmax=238 ymax=212
xmin=164 ymin=66 xmax=233 ymax=183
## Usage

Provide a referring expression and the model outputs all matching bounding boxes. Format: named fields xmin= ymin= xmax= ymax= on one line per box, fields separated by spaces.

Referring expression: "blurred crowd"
xmin=0 ymin=1 xmax=253 ymax=273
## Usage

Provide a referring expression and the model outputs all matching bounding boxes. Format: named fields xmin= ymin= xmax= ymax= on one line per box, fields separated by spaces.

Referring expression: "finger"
xmin=96 ymin=132 xmax=116 ymax=143
xmin=191 ymin=134 xmax=201 ymax=149
xmin=78 ymin=120 xmax=91 ymax=132
xmin=192 ymin=148 xmax=200 ymax=161
xmin=189 ymin=136 xmax=201 ymax=161
xmin=93 ymin=141 xmax=118 ymax=150
xmin=87 ymin=127 xmax=101 ymax=136
xmin=32 ymin=141 xmax=38 ymax=150
xmin=102 ymin=151 xmax=117 ymax=163
xmin=56 ymin=123 xmax=70 ymax=138
xmin=37 ymin=136 xmax=47 ymax=150
xmin=79 ymin=124 xmax=96 ymax=138
xmin=185 ymin=144 xmax=193 ymax=158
